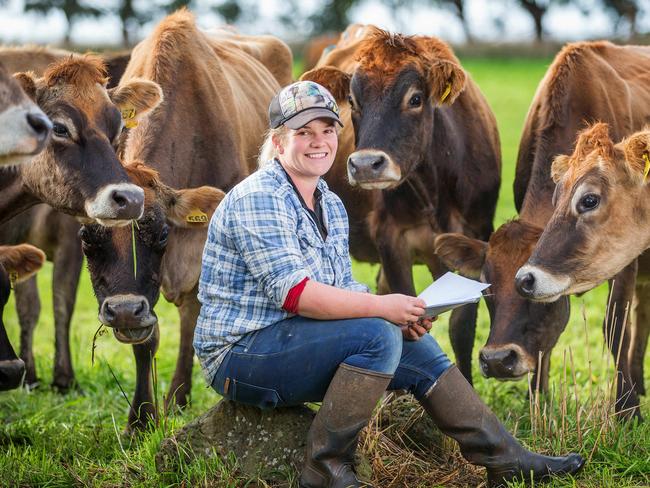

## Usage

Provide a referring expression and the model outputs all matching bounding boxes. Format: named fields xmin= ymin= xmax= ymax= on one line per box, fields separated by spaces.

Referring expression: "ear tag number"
xmin=186 ymin=209 xmax=208 ymax=223
xmin=121 ymin=107 xmax=138 ymax=129
xmin=440 ymin=83 xmax=452 ymax=104
xmin=643 ymin=153 xmax=650 ymax=184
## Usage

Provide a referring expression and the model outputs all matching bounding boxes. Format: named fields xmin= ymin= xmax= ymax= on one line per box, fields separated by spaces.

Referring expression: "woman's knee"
xmin=344 ymin=318 xmax=402 ymax=374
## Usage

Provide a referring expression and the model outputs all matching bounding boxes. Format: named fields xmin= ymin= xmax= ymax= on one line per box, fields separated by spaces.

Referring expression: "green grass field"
xmin=0 ymin=57 xmax=648 ymax=487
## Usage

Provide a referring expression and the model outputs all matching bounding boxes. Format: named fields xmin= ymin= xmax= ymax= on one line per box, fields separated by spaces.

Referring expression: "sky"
xmin=0 ymin=0 xmax=648 ymax=46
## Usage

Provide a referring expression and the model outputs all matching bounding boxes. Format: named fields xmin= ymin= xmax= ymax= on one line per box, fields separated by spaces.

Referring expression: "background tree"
xmin=113 ymin=0 xmax=152 ymax=46
xmin=212 ymin=0 xmax=259 ymax=26
xmin=24 ymin=0 xmax=103 ymax=45
xmin=309 ymin=0 xmax=358 ymax=35
xmin=601 ymin=0 xmax=640 ymax=38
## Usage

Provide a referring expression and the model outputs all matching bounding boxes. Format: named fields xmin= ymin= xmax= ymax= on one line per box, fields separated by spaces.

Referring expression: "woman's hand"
xmin=377 ymin=294 xmax=427 ymax=326
xmin=400 ymin=316 xmax=436 ymax=341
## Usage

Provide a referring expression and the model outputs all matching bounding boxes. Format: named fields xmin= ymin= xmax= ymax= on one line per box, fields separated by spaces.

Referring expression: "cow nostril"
xmin=370 ymin=157 xmax=385 ymax=171
xmin=516 ymin=272 xmax=536 ymax=295
xmin=502 ymin=349 xmax=518 ymax=370
xmin=133 ymin=299 xmax=146 ymax=318
xmin=26 ymin=112 xmax=52 ymax=138
xmin=111 ymin=190 xmax=128 ymax=209
xmin=102 ymin=302 xmax=116 ymax=323
xmin=348 ymin=158 xmax=357 ymax=173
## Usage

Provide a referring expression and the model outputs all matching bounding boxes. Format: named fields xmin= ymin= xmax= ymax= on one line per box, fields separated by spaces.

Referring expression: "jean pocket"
xmin=232 ymin=379 xmax=282 ymax=409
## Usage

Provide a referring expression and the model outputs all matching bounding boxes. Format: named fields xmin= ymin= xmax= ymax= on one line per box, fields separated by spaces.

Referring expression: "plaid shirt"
xmin=194 ymin=159 xmax=369 ymax=384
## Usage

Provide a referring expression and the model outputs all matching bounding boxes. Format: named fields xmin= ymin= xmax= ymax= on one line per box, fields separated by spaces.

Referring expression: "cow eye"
xmin=347 ymin=95 xmax=357 ymax=111
xmin=577 ymin=193 xmax=600 ymax=213
xmin=158 ymin=225 xmax=169 ymax=247
xmin=408 ymin=94 xmax=422 ymax=107
xmin=52 ymin=122 xmax=70 ymax=138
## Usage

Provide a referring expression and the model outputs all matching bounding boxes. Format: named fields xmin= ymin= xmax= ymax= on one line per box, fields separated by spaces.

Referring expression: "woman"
xmin=194 ymin=81 xmax=584 ymax=488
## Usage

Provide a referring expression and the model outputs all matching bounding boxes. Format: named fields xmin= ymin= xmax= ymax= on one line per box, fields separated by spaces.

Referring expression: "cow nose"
xmin=479 ymin=347 xmax=521 ymax=378
xmin=110 ymin=187 xmax=144 ymax=219
xmin=0 ymin=358 xmax=26 ymax=391
xmin=26 ymin=112 xmax=52 ymax=142
xmin=100 ymin=296 xmax=149 ymax=328
xmin=515 ymin=270 xmax=536 ymax=298
xmin=347 ymin=154 xmax=387 ymax=176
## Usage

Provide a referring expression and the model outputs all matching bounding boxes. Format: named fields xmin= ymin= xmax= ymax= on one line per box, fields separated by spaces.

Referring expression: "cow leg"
xmin=165 ymin=288 xmax=200 ymax=411
xmin=449 ymin=303 xmax=478 ymax=384
xmin=129 ymin=325 xmax=159 ymax=432
xmin=15 ymin=276 xmax=40 ymax=389
xmin=605 ymin=260 xmax=641 ymax=420
xmin=51 ymin=237 xmax=83 ymax=392
xmin=376 ymin=236 xmax=415 ymax=295
xmin=631 ymin=278 xmax=650 ymax=397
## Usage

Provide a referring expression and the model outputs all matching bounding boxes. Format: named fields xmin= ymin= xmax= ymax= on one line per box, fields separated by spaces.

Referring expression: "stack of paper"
xmin=417 ymin=272 xmax=490 ymax=318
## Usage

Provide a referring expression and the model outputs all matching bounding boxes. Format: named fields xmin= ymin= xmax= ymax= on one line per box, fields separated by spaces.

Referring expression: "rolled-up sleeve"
xmin=229 ymin=191 xmax=310 ymax=307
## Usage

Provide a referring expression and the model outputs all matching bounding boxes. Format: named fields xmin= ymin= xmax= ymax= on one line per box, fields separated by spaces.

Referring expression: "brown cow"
xmin=301 ymin=25 xmax=501 ymax=381
xmin=0 ymin=244 xmax=46 ymax=391
xmin=0 ymin=47 xmax=132 ymax=392
xmin=302 ymin=32 xmax=340 ymax=71
xmin=0 ymin=61 xmax=51 ymax=166
xmin=79 ymin=10 xmax=292 ymax=431
xmin=435 ymin=42 xmax=650 ymax=420
xmin=0 ymin=54 xmax=162 ymax=224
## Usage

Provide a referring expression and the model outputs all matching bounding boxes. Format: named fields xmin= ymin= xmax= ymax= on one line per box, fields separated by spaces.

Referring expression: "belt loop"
xmin=224 ymin=377 xmax=231 ymax=395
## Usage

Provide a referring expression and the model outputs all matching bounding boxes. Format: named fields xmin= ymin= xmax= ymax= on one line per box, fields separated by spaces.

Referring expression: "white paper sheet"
xmin=417 ymin=272 xmax=490 ymax=318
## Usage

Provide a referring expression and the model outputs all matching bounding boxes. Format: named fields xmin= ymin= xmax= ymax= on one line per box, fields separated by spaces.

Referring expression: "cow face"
xmin=517 ymin=123 xmax=650 ymax=301
xmin=0 ymin=244 xmax=46 ymax=391
xmin=435 ymin=221 xmax=570 ymax=381
xmin=302 ymin=29 xmax=465 ymax=190
xmin=14 ymin=55 xmax=162 ymax=225
xmin=0 ymin=62 xmax=51 ymax=166
xmin=81 ymin=163 xmax=224 ymax=344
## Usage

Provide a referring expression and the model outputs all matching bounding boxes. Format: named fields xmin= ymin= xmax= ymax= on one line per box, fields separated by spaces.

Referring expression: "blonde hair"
xmin=257 ymin=126 xmax=289 ymax=168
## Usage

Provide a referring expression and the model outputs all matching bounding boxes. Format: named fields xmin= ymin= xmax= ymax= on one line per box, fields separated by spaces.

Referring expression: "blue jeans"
xmin=211 ymin=316 xmax=452 ymax=409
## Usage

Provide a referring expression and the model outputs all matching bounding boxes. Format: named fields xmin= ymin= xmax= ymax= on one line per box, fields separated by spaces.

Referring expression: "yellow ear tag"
xmin=186 ymin=209 xmax=208 ymax=224
xmin=121 ymin=107 xmax=138 ymax=129
xmin=8 ymin=271 xmax=17 ymax=290
xmin=439 ymin=83 xmax=452 ymax=104
xmin=643 ymin=153 xmax=650 ymax=184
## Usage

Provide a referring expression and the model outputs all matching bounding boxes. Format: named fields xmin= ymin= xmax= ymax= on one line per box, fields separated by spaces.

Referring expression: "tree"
xmin=25 ymin=0 xmax=103 ymax=45
xmin=212 ymin=0 xmax=259 ymax=26
xmin=601 ymin=0 xmax=640 ymax=38
xmin=309 ymin=0 xmax=358 ymax=35
xmin=114 ymin=0 xmax=152 ymax=46
xmin=517 ymin=0 xmax=548 ymax=42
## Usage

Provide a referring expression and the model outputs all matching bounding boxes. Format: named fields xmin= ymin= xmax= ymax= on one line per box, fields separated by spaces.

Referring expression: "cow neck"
xmin=404 ymin=171 xmax=441 ymax=234
xmin=0 ymin=167 xmax=39 ymax=224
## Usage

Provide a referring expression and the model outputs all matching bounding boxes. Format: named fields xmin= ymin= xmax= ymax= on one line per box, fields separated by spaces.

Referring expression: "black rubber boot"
xmin=420 ymin=366 xmax=585 ymax=487
xmin=299 ymin=363 xmax=392 ymax=488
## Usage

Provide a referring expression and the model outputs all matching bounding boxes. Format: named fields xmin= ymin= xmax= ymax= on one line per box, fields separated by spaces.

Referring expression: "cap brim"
xmin=283 ymin=108 xmax=343 ymax=129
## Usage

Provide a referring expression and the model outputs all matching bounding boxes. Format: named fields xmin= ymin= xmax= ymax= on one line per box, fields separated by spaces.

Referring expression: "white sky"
xmin=0 ymin=0 xmax=647 ymax=46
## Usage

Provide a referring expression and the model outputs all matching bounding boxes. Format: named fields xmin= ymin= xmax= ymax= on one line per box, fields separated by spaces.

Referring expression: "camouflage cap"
xmin=269 ymin=80 xmax=343 ymax=130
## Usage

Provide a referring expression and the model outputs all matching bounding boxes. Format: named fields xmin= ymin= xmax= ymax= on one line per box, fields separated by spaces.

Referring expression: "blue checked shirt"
xmin=194 ymin=159 xmax=369 ymax=384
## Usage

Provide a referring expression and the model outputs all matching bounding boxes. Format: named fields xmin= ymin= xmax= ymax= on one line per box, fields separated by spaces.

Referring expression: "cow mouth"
xmin=356 ymin=179 xmax=400 ymax=190
xmin=113 ymin=324 xmax=156 ymax=344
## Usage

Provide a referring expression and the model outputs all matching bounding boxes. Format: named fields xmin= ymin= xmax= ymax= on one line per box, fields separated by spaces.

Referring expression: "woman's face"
xmin=275 ymin=118 xmax=338 ymax=179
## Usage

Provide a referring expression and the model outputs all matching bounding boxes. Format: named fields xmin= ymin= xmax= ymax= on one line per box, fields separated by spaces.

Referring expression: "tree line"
xmin=2 ymin=0 xmax=646 ymax=45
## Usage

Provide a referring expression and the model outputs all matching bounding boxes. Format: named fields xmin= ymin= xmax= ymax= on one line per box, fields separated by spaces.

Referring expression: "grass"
xmin=0 ymin=56 xmax=649 ymax=487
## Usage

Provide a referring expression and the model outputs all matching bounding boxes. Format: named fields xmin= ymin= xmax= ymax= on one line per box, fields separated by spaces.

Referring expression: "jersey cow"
xmin=78 ymin=10 xmax=292 ymax=431
xmin=0 ymin=245 xmax=46 ymax=390
xmin=435 ymin=42 xmax=650 ymax=420
xmin=301 ymin=25 xmax=501 ymax=381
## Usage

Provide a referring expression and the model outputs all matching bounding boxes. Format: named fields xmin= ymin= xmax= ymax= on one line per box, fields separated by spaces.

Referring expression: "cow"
xmin=0 ymin=244 xmax=46 ymax=391
xmin=0 ymin=61 xmax=51 ymax=167
xmin=302 ymin=32 xmax=340 ymax=71
xmin=434 ymin=42 xmax=650 ymax=420
xmin=78 ymin=10 xmax=292 ymax=431
xmin=0 ymin=53 xmax=162 ymax=225
xmin=300 ymin=25 xmax=501 ymax=382
xmin=0 ymin=48 xmax=132 ymax=392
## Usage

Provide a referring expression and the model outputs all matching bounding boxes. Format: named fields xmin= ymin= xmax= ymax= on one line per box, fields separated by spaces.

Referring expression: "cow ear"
xmin=166 ymin=186 xmax=226 ymax=228
xmin=619 ymin=129 xmax=650 ymax=184
xmin=300 ymin=67 xmax=351 ymax=103
xmin=109 ymin=79 xmax=163 ymax=129
xmin=13 ymin=71 xmax=38 ymax=101
xmin=551 ymin=154 xmax=571 ymax=184
xmin=0 ymin=244 xmax=46 ymax=283
xmin=428 ymin=60 xmax=465 ymax=106
xmin=434 ymin=233 xmax=487 ymax=280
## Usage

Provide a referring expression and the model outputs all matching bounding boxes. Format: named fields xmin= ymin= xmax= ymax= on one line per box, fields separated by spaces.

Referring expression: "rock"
xmin=156 ymin=399 xmax=314 ymax=480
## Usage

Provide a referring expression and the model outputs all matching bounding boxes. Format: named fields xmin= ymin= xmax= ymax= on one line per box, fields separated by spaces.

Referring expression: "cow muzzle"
xmin=84 ymin=183 xmax=145 ymax=226
xmin=0 ymin=105 xmax=52 ymax=166
xmin=479 ymin=344 xmax=534 ymax=380
xmin=99 ymin=294 xmax=157 ymax=344
xmin=347 ymin=150 xmax=401 ymax=189
xmin=515 ymin=264 xmax=571 ymax=302
xmin=0 ymin=358 xmax=26 ymax=391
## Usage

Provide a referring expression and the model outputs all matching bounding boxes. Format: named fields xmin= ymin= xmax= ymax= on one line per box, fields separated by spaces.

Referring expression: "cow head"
xmin=0 ymin=244 xmax=46 ymax=391
xmin=0 ymin=61 xmax=51 ymax=166
xmin=80 ymin=162 xmax=225 ymax=344
xmin=435 ymin=220 xmax=570 ymax=381
xmin=517 ymin=123 xmax=650 ymax=301
xmin=13 ymin=55 xmax=162 ymax=225
xmin=302 ymin=28 xmax=466 ymax=190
